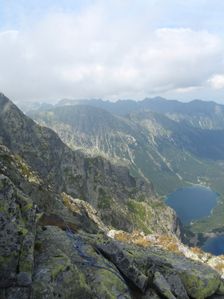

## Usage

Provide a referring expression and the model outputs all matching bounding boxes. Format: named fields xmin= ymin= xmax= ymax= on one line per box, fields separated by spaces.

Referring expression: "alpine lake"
xmin=166 ymin=186 xmax=224 ymax=255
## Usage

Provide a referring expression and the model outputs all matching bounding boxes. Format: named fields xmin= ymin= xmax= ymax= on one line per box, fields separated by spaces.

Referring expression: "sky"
xmin=1 ymin=0 xmax=224 ymax=103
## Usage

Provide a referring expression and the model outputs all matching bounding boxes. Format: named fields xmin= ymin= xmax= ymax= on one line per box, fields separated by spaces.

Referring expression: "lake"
xmin=202 ymin=235 xmax=224 ymax=256
xmin=165 ymin=186 xmax=218 ymax=225
xmin=165 ymin=186 xmax=224 ymax=255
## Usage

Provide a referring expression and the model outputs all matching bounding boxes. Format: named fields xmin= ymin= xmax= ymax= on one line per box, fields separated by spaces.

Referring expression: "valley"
xmin=28 ymin=97 xmax=224 ymax=239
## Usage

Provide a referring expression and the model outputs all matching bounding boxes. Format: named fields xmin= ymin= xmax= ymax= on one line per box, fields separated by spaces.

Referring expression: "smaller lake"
xmin=165 ymin=186 xmax=218 ymax=225
xmin=202 ymin=235 xmax=224 ymax=256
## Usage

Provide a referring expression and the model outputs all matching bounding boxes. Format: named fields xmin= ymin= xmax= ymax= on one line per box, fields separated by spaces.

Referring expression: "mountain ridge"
xmin=55 ymin=97 xmax=224 ymax=128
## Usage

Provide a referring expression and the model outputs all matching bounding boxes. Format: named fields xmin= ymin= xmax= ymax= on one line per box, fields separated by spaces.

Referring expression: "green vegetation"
xmin=127 ymin=200 xmax=153 ymax=234
xmin=97 ymin=187 xmax=112 ymax=209
xmin=127 ymin=200 xmax=146 ymax=218
xmin=190 ymin=196 xmax=224 ymax=233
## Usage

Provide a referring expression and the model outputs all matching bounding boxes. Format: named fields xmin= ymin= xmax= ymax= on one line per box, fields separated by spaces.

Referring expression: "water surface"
xmin=166 ymin=186 xmax=223 ymax=255
xmin=165 ymin=186 xmax=218 ymax=225
xmin=202 ymin=235 xmax=224 ymax=256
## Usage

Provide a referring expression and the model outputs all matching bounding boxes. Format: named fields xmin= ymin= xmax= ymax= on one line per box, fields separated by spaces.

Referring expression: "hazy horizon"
xmin=11 ymin=95 xmax=224 ymax=106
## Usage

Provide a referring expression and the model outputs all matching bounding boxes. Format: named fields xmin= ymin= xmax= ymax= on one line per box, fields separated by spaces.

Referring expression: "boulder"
xmin=95 ymin=240 xmax=148 ymax=293
xmin=129 ymin=245 xmax=222 ymax=299
xmin=152 ymin=271 xmax=176 ymax=299
xmin=32 ymin=226 xmax=131 ymax=299
xmin=164 ymin=272 xmax=189 ymax=299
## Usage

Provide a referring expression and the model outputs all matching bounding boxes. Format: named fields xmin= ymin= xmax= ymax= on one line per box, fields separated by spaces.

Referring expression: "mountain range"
xmin=56 ymin=97 xmax=224 ymax=129
xmin=27 ymin=97 xmax=224 ymax=234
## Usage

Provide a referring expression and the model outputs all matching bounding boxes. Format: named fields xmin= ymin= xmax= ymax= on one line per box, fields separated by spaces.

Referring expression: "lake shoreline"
xmin=165 ymin=185 xmax=224 ymax=255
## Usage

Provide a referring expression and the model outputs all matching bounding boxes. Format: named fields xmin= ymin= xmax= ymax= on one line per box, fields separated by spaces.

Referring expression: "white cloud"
xmin=0 ymin=3 xmax=224 ymax=102
xmin=208 ymin=74 xmax=224 ymax=89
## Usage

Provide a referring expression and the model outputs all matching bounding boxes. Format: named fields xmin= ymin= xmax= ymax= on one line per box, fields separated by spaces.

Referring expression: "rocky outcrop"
xmin=95 ymin=240 xmax=149 ymax=293
xmin=152 ymin=271 xmax=177 ymax=299
xmin=32 ymin=226 xmax=131 ymax=299
xmin=0 ymin=174 xmax=36 ymax=289
xmin=95 ymin=238 xmax=224 ymax=299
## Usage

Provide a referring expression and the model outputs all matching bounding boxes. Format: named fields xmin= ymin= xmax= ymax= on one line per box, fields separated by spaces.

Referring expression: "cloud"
xmin=208 ymin=74 xmax=224 ymax=89
xmin=0 ymin=2 xmax=224 ymax=102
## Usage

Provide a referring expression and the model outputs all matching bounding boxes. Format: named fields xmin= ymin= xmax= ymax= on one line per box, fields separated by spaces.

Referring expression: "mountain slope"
xmin=29 ymin=104 xmax=186 ymax=194
xmin=0 ymin=93 xmax=179 ymax=235
xmin=29 ymin=105 xmax=144 ymax=160
xmin=29 ymin=103 xmax=224 ymax=196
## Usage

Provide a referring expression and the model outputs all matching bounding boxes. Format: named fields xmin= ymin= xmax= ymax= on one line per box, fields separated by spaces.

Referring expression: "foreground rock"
xmin=32 ymin=226 xmax=131 ymax=299
xmin=1 ymin=188 xmax=224 ymax=298
xmin=1 ymin=166 xmax=224 ymax=298
xmin=95 ymin=238 xmax=224 ymax=299
xmin=0 ymin=174 xmax=36 ymax=289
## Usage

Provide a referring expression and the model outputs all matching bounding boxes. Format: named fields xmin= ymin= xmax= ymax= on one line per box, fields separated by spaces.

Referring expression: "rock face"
xmin=0 ymin=174 xmax=36 ymax=289
xmin=1 ymin=93 xmax=224 ymax=299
